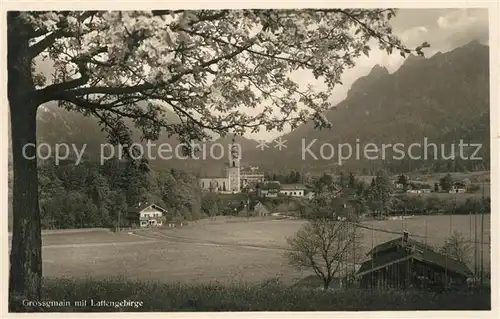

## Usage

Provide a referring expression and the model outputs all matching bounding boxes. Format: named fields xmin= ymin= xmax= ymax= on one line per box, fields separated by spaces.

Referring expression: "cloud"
xmin=437 ymin=9 xmax=479 ymax=29
xmin=401 ymin=26 xmax=429 ymax=45
xmin=435 ymin=9 xmax=489 ymax=47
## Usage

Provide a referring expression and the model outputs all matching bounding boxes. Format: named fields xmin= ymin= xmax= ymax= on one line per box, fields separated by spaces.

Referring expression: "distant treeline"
xmin=391 ymin=195 xmax=491 ymax=216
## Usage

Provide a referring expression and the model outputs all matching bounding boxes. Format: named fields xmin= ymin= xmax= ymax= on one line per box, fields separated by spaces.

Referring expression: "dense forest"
xmin=34 ymin=159 xmax=203 ymax=229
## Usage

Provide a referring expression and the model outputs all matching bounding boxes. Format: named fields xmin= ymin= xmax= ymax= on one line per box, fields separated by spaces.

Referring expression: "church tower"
xmin=227 ymin=143 xmax=241 ymax=193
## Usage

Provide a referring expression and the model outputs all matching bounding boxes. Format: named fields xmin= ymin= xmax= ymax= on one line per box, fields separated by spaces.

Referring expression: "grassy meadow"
xmin=37 ymin=215 xmax=491 ymax=285
xmin=7 ymin=215 xmax=491 ymax=312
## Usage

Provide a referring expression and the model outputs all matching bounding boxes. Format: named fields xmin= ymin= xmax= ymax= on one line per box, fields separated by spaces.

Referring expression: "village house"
xmin=240 ymin=166 xmax=265 ymax=186
xmin=355 ymin=232 xmax=473 ymax=291
xmin=406 ymin=189 xmax=422 ymax=194
xmin=256 ymin=181 xmax=280 ymax=198
xmin=405 ymin=182 xmax=432 ymax=194
xmin=126 ymin=202 xmax=168 ymax=228
xmin=394 ymin=182 xmax=405 ymax=189
xmin=304 ymin=190 xmax=315 ymax=200
xmin=279 ymin=184 xmax=306 ymax=197
xmin=449 ymin=182 xmax=467 ymax=194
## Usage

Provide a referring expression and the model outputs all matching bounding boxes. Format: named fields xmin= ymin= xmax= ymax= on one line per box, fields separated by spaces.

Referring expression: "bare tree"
xmin=285 ymin=217 xmax=363 ymax=290
xmin=440 ymin=230 xmax=472 ymax=265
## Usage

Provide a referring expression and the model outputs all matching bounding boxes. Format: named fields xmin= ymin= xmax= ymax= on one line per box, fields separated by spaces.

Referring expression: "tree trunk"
xmin=323 ymin=280 xmax=330 ymax=290
xmin=8 ymin=12 xmax=42 ymax=305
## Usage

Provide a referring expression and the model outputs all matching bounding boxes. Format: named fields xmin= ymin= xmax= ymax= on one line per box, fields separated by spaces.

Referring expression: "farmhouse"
xmin=394 ymin=182 xmax=404 ymax=189
xmin=126 ymin=202 xmax=168 ymax=228
xmin=305 ymin=191 xmax=315 ymax=200
xmin=257 ymin=181 xmax=280 ymax=198
xmin=406 ymin=189 xmax=422 ymax=194
xmin=450 ymin=182 xmax=467 ymax=194
xmin=356 ymin=232 xmax=473 ymax=291
xmin=279 ymin=184 xmax=306 ymax=197
xmin=240 ymin=166 xmax=265 ymax=187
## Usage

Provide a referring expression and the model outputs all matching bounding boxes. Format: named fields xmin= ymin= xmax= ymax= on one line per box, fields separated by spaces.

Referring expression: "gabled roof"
xmin=417 ymin=249 xmax=473 ymax=277
xmin=280 ymin=184 xmax=306 ymax=190
xmin=367 ymin=236 xmax=434 ymax=256
xmin=331 ymin=183 xmax=343 ymax=192
xmin=453 ymin=181 xmax=466 ymax=186
xmin=128 ymin=202 xmax=168 ymax=214
xmin=357 ymin=250 xmax=410 ymax=276
xmin=359 ymin=236 xmax=473 ymax=278
xmin=253 ymin=201 xmax=270 ymax=212
xmin=259 ymin=182 xmax=281 ymax=190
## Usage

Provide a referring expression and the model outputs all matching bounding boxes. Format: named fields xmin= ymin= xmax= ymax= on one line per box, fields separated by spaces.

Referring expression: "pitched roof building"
xmin=356 ymin=232 xmax=473 ymax=291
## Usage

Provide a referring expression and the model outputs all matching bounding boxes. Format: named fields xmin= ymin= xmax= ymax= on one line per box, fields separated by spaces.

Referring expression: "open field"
xmin=25 ymin=214 xmax=491 ymax=286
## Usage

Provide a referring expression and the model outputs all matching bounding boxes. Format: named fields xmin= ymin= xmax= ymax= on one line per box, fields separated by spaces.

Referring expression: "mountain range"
xmin=7 ymin=40 xmax=490 ymax=176
xmin=243 ymin=40 xmax=490 ymax=173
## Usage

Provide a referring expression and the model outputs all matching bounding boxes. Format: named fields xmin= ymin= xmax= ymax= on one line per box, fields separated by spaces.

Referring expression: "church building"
xmin=199 ymin=145 xmax=241 ymax=193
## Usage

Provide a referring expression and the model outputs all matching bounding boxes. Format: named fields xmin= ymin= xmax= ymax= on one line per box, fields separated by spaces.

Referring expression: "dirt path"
xmin=41 ymin=240 xmax=158 ymax=249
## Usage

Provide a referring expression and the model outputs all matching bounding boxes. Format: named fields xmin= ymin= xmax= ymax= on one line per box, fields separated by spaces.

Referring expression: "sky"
xmin=249 ymin=8 xmax=490 ymax=141
xmin=34 ymin=9 xmax=489 ymax=142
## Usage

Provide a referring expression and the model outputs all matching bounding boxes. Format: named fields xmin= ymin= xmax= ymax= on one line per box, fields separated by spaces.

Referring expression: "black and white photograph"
xmin=3 ymin=1 xmax=498 ymax=315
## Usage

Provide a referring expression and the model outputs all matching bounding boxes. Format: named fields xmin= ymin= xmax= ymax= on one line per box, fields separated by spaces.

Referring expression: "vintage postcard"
xmin=2 ymin=0 xmax=498 ymax=317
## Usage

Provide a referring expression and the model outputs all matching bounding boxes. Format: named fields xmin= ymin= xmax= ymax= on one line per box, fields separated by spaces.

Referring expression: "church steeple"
xmin=227 ymin=139 xmax=241 ymax=193
xmin=229 ymin=142 xmax=241 ymax=167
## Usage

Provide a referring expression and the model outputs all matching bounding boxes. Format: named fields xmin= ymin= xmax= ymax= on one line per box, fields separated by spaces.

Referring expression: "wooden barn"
xmin=356 ymin=232 xmax=473 ymax=291
xmin=250 ymin=201 xmax=270 ymax=217
xmin=236 ymin=200 xmax=270 ymax=217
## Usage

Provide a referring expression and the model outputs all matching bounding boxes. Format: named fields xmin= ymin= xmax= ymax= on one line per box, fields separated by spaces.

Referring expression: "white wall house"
xmin=241 ymin=171 xmax=265 ymax=185
xmin=279 ymin=184 xmax=305 ymax=197
xmin=450 ymin=182 xmax=467 ymax=194
xmin=127 ymin=203 xmax=168 ymax=228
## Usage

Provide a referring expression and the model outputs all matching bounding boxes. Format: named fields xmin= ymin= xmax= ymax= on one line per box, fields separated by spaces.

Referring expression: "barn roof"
xmin=417 ymin=249 xmax=473 ymax=277
xmin=358 ymin=237 xmax=473 ymax=278
xmin=357 ymin=250 xmax=410 ymax=276
xmin=367 ymin=236 xmax=434 ymax=256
